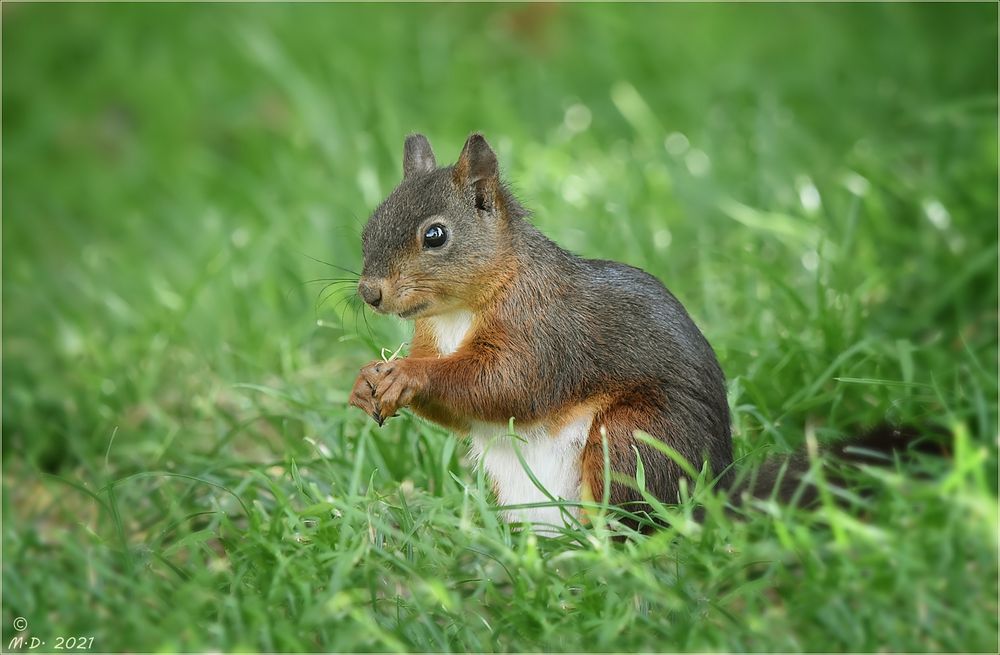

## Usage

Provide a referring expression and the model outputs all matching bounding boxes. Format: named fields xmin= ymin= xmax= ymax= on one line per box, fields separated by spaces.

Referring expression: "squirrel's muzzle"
xmin=357 ymin=278 xmax=383 ymax=309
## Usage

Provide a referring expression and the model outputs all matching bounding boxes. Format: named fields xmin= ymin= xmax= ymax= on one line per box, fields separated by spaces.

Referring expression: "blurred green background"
xmin=3 ymin=3 xmax=998 ymax=652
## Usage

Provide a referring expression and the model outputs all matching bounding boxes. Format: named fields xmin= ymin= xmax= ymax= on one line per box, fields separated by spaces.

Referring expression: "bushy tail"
xmin=730 ymin=424 xmax=950 ymax=507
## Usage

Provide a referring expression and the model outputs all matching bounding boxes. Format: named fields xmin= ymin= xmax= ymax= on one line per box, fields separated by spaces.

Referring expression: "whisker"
xmin=318 ymin=285 xmax=353 ymax=313
xmin=353 ymin=299 xmax=363 ymax=340
xmin=325 ymin=294 xmax=364 ymax=333
xmin=304 ymin=277 xmax=360 ymax=285
xmin=331 ymin=292 xmax=360 ymax=316
xmin=360 ymin=303 xmax=375 ymax=342
xmin=340 ymin=295 xmax=356 ymax=331
xmin=316 ymin=280 xmax=360 ymax=303
xmin=295 ymin=249 xmax=362 ymax=277
xmin=397 ymin=284 xmax=471 ymax=304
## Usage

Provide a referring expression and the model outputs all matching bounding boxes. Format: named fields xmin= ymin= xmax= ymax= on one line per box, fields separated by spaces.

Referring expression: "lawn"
xmin=2 ymin=3 xmax=998 ymax=652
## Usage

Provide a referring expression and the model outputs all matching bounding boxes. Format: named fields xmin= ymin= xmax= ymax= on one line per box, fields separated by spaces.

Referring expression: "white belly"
xmin=426 ymin=309 xmax=593 ymax=532
xmin=467 ymin=414 xmax=594 ymax=532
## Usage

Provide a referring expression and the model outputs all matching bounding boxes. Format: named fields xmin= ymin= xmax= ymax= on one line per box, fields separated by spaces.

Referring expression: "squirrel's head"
xmin=357 ymin=132 xmax=526 ymax=319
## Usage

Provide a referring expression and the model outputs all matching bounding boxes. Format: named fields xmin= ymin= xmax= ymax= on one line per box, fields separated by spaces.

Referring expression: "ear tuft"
xmin=454 ymin=133 xmax=498 ymax=186
xmin=403 ymin=134 xmax=437 ymax=178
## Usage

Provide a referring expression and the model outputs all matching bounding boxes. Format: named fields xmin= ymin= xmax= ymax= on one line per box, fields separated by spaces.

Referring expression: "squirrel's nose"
xmin=358 ymin=278 xmax=383 ymax=308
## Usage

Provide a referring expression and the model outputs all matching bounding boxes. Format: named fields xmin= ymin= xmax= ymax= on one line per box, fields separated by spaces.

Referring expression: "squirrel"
xmin=346 ymin=132 xmax=939 ymax=530
xmin=348 ymin=132 xmax=732 ymax=530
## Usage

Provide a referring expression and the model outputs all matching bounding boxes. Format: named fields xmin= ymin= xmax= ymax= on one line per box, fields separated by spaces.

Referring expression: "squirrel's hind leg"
xmin=580 ymin=391 xmax=697 ymax=529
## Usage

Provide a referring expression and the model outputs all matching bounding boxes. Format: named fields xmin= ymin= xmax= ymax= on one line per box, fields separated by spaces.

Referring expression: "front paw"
xmin=349 ymin=360 xmax=392 ymax=425
xmin=372 ymin=359 xmax=428 ymax=425
xmin=348 ymin=359 xmax=428 ymax=426
xmin=348 ymin=371 xmax=379 ymax=424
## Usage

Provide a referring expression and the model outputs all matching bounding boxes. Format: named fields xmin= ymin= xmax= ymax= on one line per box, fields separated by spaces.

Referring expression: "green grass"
xmin=3 ymin=3 xmax=998 ymax=652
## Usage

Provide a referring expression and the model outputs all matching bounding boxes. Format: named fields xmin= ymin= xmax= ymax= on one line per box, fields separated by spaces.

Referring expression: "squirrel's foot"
xmin=371 ymin=358 xmax=427 ymax=423
xmin=349 ymin=359 xmax=428 ymax=426
xmin=349 ymin=360 xmax=387 ymax=425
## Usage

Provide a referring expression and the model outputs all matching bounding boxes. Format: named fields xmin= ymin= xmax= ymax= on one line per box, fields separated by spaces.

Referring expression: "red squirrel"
xmin=349 ymin=133 xmax=733 ymax=530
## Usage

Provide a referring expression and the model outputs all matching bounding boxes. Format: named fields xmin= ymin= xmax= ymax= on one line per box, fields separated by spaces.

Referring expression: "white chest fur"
xmin=467 ymin=415 xmax=593 ymax=532
xmin=427 ymin=310 xmax=474 ymax=356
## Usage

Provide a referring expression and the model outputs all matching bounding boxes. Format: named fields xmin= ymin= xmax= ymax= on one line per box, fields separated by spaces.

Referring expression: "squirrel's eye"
xmin=422 ymin=224 xmax=448 ymax=249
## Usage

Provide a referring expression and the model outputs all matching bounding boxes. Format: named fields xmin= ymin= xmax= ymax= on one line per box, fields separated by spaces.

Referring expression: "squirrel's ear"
xmin=455 ymin=133 xmax=498 ymax=185
xmin=403 ymin=134 xmax=437 ymax=178
xmin=454 ymin=133 xmax=499 ymax=213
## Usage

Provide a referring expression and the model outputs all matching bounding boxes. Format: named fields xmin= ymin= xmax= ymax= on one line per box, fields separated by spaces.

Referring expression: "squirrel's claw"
xmin=349 ymin=366 xmax=383 ymax=424
xmin=351 ymin=358 xmax=424 ymax=427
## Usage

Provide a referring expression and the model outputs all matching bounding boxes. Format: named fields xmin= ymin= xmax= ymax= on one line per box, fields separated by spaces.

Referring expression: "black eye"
xmin=423 ymin=223 xmax=448 ymax=249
